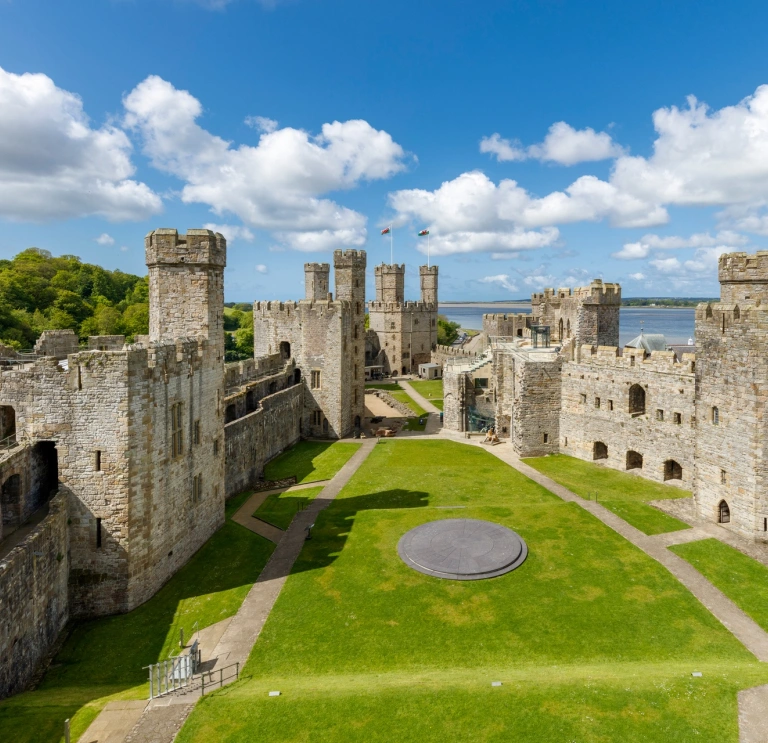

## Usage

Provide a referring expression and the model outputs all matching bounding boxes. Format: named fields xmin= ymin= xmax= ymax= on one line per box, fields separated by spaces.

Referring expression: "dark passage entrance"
xmin=664 ymin=459 xmax=682 ymax=481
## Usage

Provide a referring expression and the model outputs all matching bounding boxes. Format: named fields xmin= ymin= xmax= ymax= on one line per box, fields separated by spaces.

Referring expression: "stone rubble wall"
xmin=365 ymin=389 xmax=413 ymax=417
xmin=224 ymin=383 xmax=303 ymax=497
xmin=0 ymin=489 xmax=69 ymax=700
xmin=33 ymin=330 xmax=79 ymax=359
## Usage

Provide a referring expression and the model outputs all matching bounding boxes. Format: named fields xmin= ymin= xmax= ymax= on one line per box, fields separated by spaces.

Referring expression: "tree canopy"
xmin=0 ymin=248 xmax=149 ymax=348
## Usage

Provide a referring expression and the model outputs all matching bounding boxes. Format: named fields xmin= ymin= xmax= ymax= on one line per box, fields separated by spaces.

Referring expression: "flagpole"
xmin=390 ymin=224 xmax=393 ymax=265
xmin=427 ymin=232 xmax=430 ymax=268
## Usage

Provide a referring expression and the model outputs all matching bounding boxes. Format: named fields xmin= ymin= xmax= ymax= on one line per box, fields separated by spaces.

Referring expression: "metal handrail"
xmin=200 ymin=662 xmax=240 ymax=696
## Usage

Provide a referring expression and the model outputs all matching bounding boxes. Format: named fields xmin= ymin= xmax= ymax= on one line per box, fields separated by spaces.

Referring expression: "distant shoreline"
xmin=439 ymin=302 xmax=701 ymax=310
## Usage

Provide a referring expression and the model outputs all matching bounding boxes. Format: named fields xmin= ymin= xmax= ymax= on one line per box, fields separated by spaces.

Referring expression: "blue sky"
xmin=2 ymin=0 xmax=768 ymax=300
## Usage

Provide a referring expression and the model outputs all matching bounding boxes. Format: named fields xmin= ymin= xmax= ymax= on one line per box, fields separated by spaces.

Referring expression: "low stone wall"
xmin=224 ymin=384 xmax=303 ymax=498
xmin=0 ymin=489 xmax=69 ymax=700
xmin=365 ymin=389 xmax=413 ymax=417
xmin=253 ymin=476 xmax=297 ymax=492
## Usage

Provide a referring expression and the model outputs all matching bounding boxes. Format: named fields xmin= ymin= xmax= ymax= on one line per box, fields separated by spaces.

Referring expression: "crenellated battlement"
xmin=719 ymin=251 xmax=768 ymax=283
xmin=333 ymin=249 xmax=366 ymax=267
xmin=254 ymin=298 xmax=352 ymax=315
xmin=374 ymin=263 xmax=406 ymax=274
xmin=367 ymin=300 xmax=437 ymax=312
xmin=145 ymin=228 xmax=226 ymax=268
xmin=532 ymin=280 xmax=621 ymax=305
xmin=571 ymin=344 xmax=695 ymax=374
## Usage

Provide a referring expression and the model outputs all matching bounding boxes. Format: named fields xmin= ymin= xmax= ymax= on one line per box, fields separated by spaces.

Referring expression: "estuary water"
xmin=439 ymin=305 xmax=696 ymax=347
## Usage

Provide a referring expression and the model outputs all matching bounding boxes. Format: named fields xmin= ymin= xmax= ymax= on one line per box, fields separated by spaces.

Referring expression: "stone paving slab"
xmin=77 ymin=700 xmax=147 ymax=743
xmin=123 ymin=703 xmax=193 ymax=743
xmin=738 ymin=683 xmax=768 ymax=742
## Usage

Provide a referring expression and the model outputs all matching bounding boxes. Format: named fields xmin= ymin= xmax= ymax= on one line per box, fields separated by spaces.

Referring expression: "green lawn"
xmin=178 ymin=440 xmax=766 ymax=742
xmin=264 ymin=441 xmax=361 ymax=484
xmin=389 ymin=389 xmax=427 ymax=417
xmin=523 ymin=453 xmax=691 ymax=535
xmin=409 ymin=379 xmax=444 ymax=411
xmin=365 ymin=382 xmax=401 ymax=391
xmin=0 ymin=492 xmax=274 ymax=743
xmin=254 ymin=486 xmax=325 ymax=530
xmin=671 ymin=538 xmax=768 ymax=632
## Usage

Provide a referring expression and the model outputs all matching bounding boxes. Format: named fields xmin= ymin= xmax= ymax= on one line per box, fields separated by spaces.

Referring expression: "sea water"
xmin=439 ymin=305 xmax=696 ymax=347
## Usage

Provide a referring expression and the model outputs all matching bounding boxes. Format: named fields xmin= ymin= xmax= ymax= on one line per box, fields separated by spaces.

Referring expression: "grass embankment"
xmin=409 ymin=379 xmax=444 ymax=411
xmin=523 ymin=453 xmax=690 ymax=535
xmin=671 ymin=538 xmax=768 ymax=632
xmin=178 ymin=440 xmax=764 ymax=742
xmin=254 ymin=486 xmax=325 ymax=530
xmin=264 ymin=441 xmax=361 ymax=484
xmin=0 ymin=492 xmax=274 ymax=743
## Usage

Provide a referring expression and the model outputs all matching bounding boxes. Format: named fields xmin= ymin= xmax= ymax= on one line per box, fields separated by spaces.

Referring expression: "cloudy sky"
xmin=2 ymin=0 xmax=768 ymax=300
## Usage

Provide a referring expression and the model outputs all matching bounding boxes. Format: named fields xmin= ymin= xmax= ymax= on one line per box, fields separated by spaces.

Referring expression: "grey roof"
xmin=624 ymin=332 xmax=667 ymax=352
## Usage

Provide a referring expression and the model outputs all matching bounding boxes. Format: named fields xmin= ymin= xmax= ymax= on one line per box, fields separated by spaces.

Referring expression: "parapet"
xmin=333 ymin=249 xmax=367 ymax=267
xmin=88 ymin=335 xmax=125 ymax=351
xmin=34 ymin=330 xmax=79 ymax=359
xmin=573 ymin=344 xmax=695 ymax=374
xmin=304 ymin=262 xmax=330 ymax=272
xmin=374 ymin=263 xmax=406 ymax=275
xmin=719 ymin=252 xmax=768 ymax=283
xmin=419 ymin=265 xmax=438 ymax=276
xmin=533 ymin=280 xmax=621 ymax=305
xmin=145 ymin=228 xmax=226 ymax=268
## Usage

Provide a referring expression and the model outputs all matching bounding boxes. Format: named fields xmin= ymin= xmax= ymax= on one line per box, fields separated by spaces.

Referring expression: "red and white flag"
xmin=381 ymin=227 xmax=391 ymax=235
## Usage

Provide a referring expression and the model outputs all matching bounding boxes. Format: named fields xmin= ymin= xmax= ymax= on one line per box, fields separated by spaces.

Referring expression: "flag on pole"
xmin=418 ymin=229 xmax=429 ymax=236
xmin=381 ymin=227 xmax=391 ymax=235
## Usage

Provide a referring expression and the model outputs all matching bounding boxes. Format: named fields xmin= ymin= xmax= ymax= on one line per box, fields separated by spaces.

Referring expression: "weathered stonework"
xmin=367 ymin=263 xmax=438 ymax=375
xmin=34 ymin=330 xmax=79 ymax=359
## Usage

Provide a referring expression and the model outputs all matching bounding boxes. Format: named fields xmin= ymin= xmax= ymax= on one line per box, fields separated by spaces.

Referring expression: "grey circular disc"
xmin=397 ymin=518 xmax=528 ymax=580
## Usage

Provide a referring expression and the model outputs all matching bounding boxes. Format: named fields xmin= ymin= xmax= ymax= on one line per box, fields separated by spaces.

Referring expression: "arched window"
xmin=628 ymin=384 xmax=646 ymax=415
xmin=558 ymin=318 xmax=564 ymax=339
xmin=712 ymin=406 xmax=719 ymax=425
xmin=593 ymin=441 xmax=608 ymax=460
xmin=718 ymin=500 xmax=730 ymax=523
xmin=279 ymin=341 xmax=291 ymax=360
xmin=706 ymin=304 xmax=713 ymax=319
xmin=626 ymin=451 xmax=643 ymax=470
xmin=664 ymin=459 xmax=682 ymax=481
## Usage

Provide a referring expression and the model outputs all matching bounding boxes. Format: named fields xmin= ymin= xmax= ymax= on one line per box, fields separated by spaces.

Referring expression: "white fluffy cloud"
xmin=0 ymin=66 xmax=162 ymax=222
xmin=388 ymin=170 xmax=660 ymax=256
xmin=124 ymin=75 xmax=407 ymax=251
xmin=628 ymin=272 xmax=646 ymax=280
xmin=255 ymin=264 xmax=268 ymax=273
xmin=245 ymin=115 xmax=278 ymax=133
xmin=478 ymin=274 xmax=519 ymax=292
xmin=612 ymin=230 xmax=749 ymax=260
xmin=203 ymin=223 xmax=255 ymax=243
xmin=481 ymin=122 xmax=623 ymax=166
xmin=95 ymin=233 xmax=115 ymax=246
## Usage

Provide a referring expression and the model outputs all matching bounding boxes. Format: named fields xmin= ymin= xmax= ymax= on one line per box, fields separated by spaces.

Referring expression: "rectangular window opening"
xmin=96 ymin=517 xmax=102 ymax=549
xmin=543 ymin=433 xmax=549 ymax=444
xmin=656 ymin=409 xmax=664 ymax=421
xmin=594 ymin=397 xmax=601 ymax=409
xmin=171 ymin=402 xmax=184 ymax=457
xmin=194 ymin=419 xmax=201 ymax=445
xmin=674 ymin=412 xmax=682 ymax=425
xmin=311 ymin=370 xmax=321 ymax=389
xmin=608 ymin=400 xmax=614 ymax=411
xmin=720 ymin=469 xmax=727 ymax=485
xmin=95 ymin=450 xmax=101 ymax=472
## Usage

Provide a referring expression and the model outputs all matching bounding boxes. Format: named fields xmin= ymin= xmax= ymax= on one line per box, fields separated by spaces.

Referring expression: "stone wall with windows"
xmin=560 ymin=345 xmax=696 ymax=488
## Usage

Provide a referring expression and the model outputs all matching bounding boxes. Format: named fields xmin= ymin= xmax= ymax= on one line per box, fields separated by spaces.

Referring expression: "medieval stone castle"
xmin=444 ymin=252 xmax=768 ymax=550
xmin=0 ymin=225 xmax=764 ymax=703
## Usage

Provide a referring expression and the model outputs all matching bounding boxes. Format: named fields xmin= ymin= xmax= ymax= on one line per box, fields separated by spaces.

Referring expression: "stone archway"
xmin=593 ymin=441 xmax=608 ymax=460
xmin=664 ymin=459 xmax=682 ymax=481
xmin=626 ymin=450 xmax=643 ymax=470
xmin=718 ymin=500 xmax=730 ymax=523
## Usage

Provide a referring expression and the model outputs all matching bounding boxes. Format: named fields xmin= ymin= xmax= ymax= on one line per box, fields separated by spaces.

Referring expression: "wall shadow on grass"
xmin=288 ymin=488 xmax=429 ymax=576
xmin=0 ymin=493 xmax=274 ymax=743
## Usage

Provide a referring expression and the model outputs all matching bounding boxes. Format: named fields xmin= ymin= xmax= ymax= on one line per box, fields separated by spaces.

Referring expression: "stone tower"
xmin=334 ymin=250 xmax=367 ymax=428
xmin=375 ymin=264 xmax=405 ymax=303
xmin=305 ymin=263 xmax=330 ymax=301
xmin=694 ymin=252 xmax=768 ymax=542
xmin=146 ymin=228 xmax=226 ymax=358
xmin=420 ymin=265 xmax=438 ymax=305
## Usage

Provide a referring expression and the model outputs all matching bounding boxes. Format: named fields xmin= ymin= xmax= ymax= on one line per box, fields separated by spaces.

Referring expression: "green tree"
xmin=437 ymin=315 xmax=460 ymax=345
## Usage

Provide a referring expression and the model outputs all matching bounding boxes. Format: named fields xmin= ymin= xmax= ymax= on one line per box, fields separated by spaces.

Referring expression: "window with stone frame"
xmin=192 ymin=473 xmax=202 ymax=503
xmin=608 ymin=399 xmax=614 ymax=411
xmin=656 ymin=409 xmax=664 ymax=421
xmin=595 ymin=397 xmax=601 ymax=409
xmin=674 ymin=412 xmax=682 ymax=425
xmin=171 ymin=402 xmax=184 ymax=457
xmin=712 ymin=406 xmax=720 ymax=425
xmin=720 ymin=469 xmax=727 ymax=484
xmin=311 ymin=410 xmax=322 ymax=426
xmin=193 ymin=419 xmax=201 ymax=445
xmin=213 ymin=438 xmax=219 ymax=456
xmin=311 ymin=370 xmax=321 ymax=389
xmin=580 ymin=393 xmax=587 ymax=404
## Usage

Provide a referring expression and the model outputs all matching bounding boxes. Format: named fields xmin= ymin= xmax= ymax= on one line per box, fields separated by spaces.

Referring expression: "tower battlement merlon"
xmin=718 ymin=251 xmax=768 ymax=303
xmin=333 ymin=249 xmax=367 ymax=266
xmin=576 ymin=280 xmax=622 ymax=304
xmin=374 ymin=263 xmax=405 ymax=303
xmin=304 ymin=262 xmax=330 ymax=301
xmin=145 ymin=228 xmax=226 ymax=268
xmin=333 ymin=249 xmax=367 ymax=306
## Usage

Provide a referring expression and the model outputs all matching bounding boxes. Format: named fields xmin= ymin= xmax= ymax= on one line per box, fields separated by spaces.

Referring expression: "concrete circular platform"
xmin=397 ymin=518 xmax=528 ymax=580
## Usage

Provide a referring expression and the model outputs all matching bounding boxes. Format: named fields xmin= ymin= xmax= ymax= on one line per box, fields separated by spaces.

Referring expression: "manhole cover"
xmin=397 ymin=518 xmax=528 ymax=580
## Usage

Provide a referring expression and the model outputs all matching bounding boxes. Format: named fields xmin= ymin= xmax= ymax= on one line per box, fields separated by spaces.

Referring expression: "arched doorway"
xmin=628 ymin=384 xmax=646 ymax=415
xmin=664 ymin=459 xmax=682 ymax=481
xmin=293 ymin=368 xmax=301 ymax=385
xmin=402 ymin=366 xmax=407 ymax=376
xmin=245 ymin=390 xmax=256 ymax=413
xmin=558 ymin=318 xmax=564 ymax=340
xmin=626 ymin=450 xmax=643 ymax=470
xmin=593 ymin=441 xmax=608 ymax=460
xmin=279 ymin=341 xmax=291 ymax=360
xmin=718 ymin=500 xmax=730 ymax=523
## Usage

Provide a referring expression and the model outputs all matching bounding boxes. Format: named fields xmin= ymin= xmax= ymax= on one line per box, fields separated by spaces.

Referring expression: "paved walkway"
xmin=397 ymin=379 xmax=442 ymax=435
xmin=474 ymin=440 xmax=768 ymax=663
xmin=230 ymin=481 xmax=329 ymax=544
xmin=738 ymin=683 xmax=768 ymax=742
xmin=119 ymin=439 xmax=378 ymax=742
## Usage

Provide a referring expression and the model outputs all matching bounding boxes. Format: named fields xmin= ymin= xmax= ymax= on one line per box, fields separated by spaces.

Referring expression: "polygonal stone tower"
xmin=146 ymin=228 xmax=226 ymax=358
xmin=305 ymin=262 xmax=330 ymax=301
xmin=375 ymin=264 xmax=405 ymax=303
xmin=420 ymin=265 xmax=438 ymax=305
